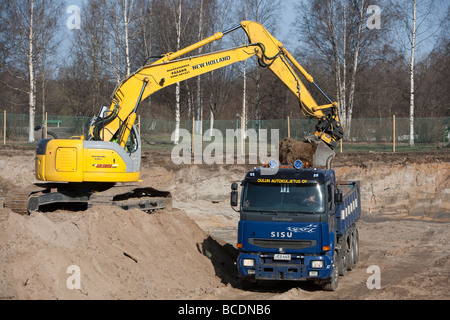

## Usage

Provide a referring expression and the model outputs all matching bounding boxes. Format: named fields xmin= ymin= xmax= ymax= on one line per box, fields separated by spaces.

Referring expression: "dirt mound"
xmin=335 ymin=160 xmax=450 ymax=221
xmin=278 ymin=137 xmax=316 ymax=165
xmin=1 ymin=145 xmax=449 ymax=300
xmin=0 ymin=206 xmax=235 ymax=300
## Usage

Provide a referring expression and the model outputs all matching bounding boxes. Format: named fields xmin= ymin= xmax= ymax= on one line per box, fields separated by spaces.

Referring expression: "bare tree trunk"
xmin=185 ymin=82 xmax=192 ymax=120
xmin=209 ymin=99 xmax=214 ymax=137
xmin=173 ymin=0 xmax=182 ymax=144
xmin=41 ymin=54 xmax=46 ymax=135
xmin=195 ymin=0 xmax=204 ymax=135
xmin=123 ymin=0 xmax=132 ymax=76
xmin=242 ymin=0 xmax=249 ymax=138
xmin=341 ymin=0 xmax=347 ymax=135
xmin=327 ymin=0 xmax=346 ymax=130
xmin=346 ymin=0 xmax=366 ymax=139
xmin=255 ymin=68 xmax=261 ymax=134
xmin=327 ymin=0 xmax=366 ymax=140
xmin=242 ymin=58 xmax=247 ymax=137
xmin=139 ymin=0 xmax=153 ymax=112
xmin=28 ymin=0 xmax=35 ymax=143
xmin=409 ymin=0 xmax=416 ymax=147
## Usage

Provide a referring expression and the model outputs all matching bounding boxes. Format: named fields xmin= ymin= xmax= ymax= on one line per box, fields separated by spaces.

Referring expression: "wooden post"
xmin=393 ymin=115 xmax=396 ymax=153
xmin=340 ymin=139 xmax=343 ymax=153
xmin=287 ymin=116 xmax=290 ymax=138
xmin=3 ymin=110 xmax=5 ymax=145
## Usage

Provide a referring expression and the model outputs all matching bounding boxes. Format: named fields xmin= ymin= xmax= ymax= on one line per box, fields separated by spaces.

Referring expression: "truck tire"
xmin=337 ymin=237 xmax=347 ymax=276
xmin=346 ymin=232 xmax=355 ymax=271
xmin=322 ymin=252 xmax=339 ymax=291
xmin=354 ymin=228 xmax=360 ymax=263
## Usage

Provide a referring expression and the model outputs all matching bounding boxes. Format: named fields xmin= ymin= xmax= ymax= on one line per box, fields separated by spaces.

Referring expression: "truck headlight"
xmin=311 ymin=260 xmax=324 ymax=269
xmin=242 ymin=259 xmax=255 ymax=267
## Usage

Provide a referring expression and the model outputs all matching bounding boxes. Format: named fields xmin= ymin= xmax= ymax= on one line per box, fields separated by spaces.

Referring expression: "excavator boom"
xmin=92 ymin=44 xmax=261 ymax=143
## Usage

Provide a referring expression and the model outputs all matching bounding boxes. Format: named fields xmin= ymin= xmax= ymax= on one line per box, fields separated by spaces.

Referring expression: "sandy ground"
xmin=0 ymin=145 xmax=449 ymax=300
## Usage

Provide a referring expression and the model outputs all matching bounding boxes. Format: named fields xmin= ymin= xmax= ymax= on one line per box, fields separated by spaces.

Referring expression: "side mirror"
xmin=334 ymin=188 xmax=343 ymax=205
xmin=34 ymin=126 xmax=42 ymax=131
xmin=230 ymin=182 xmax=239 ymax=207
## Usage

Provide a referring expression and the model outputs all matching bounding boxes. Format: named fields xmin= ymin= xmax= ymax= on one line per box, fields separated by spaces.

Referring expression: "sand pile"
xmin=0 ymin=206 xmax=234 ymax=300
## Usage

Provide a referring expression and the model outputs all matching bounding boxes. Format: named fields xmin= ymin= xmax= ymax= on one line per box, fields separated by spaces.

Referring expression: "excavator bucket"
xmin=310 ymin=139 xmax=336 ymax=169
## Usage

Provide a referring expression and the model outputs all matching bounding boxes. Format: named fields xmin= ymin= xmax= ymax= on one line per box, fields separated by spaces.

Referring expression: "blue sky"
xmin=60 ymin=0 xmax=447 ymax=63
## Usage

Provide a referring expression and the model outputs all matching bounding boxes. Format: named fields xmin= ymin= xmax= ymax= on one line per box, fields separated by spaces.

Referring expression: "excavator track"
xmin=3 ymin=185 xmax=45 ymax=215
xmin=3 ymin=183 xmax=172 ymax=215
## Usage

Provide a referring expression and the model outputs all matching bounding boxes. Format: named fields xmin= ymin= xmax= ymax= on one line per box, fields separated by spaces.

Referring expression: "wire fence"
xmin=1 ymin=112 xmax=449 ymax=151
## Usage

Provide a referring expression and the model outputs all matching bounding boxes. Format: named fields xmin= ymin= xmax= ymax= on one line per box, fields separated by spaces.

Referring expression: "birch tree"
xmin=390 ymin=0 xmax=446 ymax=146
xmin=295 ymin=0 xmax=385 ymax=139
xmin=239 ymin=0 xmax=281 ymax=131
xmin=206 ymin=0 xmax=233 ymax=136
xmin=28 ymin=0 xmax=35 ymax=143
xmin=71 ymin=0 xmax=109 ymax=115
xmin=241 ymin=0 xmax=249 ymax=138
xmin=36 ymin=1 xmax=62 ymax=130
xmin=194 ymin=0 xmax=204 ymax=135
xmin=409 ymin=0 xmax=416 ymax=147
xmin=107 ymin=0 xmax=138 ymax=83
xmin=1 ymin=0 xmax=62 ymax=142
xmin=154 ymin=0 xmax=195 ymax=144
xmin=173 ymin=0 xmax=183 ymax=144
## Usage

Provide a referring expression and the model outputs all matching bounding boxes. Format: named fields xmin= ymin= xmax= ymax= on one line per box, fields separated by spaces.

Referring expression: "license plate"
xmin=274 ymin=254 xmax=291 ymax=261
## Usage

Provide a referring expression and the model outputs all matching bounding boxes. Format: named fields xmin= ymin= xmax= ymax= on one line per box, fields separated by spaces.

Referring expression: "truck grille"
xmin=249 ymin=238 xmax=316 ymax=249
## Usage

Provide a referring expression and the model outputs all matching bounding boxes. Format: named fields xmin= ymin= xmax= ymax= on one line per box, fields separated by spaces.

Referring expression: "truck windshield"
xmin=242 ymin=182 xmax=325 ymax=214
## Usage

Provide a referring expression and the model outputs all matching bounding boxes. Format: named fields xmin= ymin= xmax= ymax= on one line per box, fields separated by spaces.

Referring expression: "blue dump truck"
xmin=230 ymin=160 xmax=360 ymax=291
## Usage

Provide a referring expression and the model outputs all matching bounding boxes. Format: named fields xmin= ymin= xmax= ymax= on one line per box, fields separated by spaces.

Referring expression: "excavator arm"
xmin=90 ymin=21 xmax=343 ymax=159
xmin=240 ymin=21 xmax=343 ymax=148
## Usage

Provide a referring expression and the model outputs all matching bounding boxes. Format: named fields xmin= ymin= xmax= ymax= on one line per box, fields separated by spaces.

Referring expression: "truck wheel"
xmin=346 ymin=233 xmax=355 ymax=271
xmin=354 ymin=229 xmax=360 ymax=263
xmin=337 ymin=240 xmax=347 ymax=276
xmin=322 ymin=253 xmax=339 ymax=291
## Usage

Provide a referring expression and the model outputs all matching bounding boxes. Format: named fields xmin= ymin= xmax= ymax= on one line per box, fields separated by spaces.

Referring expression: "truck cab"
xmin=231 ymin=160 xmax=360 ymax=291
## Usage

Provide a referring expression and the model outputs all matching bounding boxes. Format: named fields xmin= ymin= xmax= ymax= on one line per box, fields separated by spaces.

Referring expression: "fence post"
xmin=393 ymin=115 xmax=396 ymax=153
xmin=3 ymin=110 xmax=5 ymax=145
xmin=287 ymin=116 xmax=290 ymax=138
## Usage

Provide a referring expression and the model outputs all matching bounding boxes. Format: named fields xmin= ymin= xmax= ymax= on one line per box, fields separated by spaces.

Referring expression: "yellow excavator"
xmin=4 ymin=21 xmax=343 ymax=214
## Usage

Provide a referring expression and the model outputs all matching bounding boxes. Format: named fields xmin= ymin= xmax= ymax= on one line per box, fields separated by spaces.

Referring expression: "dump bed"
xmin=335 ymin=181 xmax=361 ymax=236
